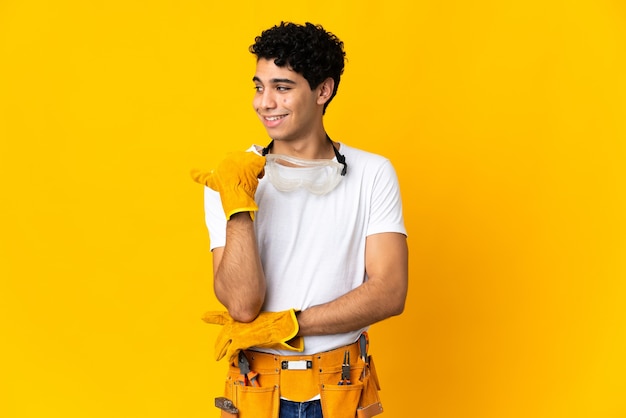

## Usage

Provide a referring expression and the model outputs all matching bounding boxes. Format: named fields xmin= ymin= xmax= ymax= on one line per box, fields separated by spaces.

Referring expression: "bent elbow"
xmin=389 ymin=299 xmax=406 ymax=317
xmin=228 ymin=306 xmax=262 ymax=323
xmin=388 ymin=291 xmax=407 ymax=317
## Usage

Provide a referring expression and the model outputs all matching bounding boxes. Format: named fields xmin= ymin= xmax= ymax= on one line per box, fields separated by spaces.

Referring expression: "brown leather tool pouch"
xmin=320 ymin=381 xmax=364 ymax=418
xmin=356 ymin=355 xmax=383 ymax=418
xmin=216 ymin=341 xmax=383 ymax=418
xmin=318 ymin=351 xmax=365 ymax=418
xmin=221 ymin=358 xmax=280 ymax=418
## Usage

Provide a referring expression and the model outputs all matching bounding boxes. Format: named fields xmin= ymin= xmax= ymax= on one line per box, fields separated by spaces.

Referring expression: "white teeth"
xmin=265 ymin=115 xmax=285 ymax=121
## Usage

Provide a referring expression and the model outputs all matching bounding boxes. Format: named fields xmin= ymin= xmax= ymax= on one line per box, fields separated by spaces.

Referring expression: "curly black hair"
xmin=250 ymin=22 xmax=346 ymax=113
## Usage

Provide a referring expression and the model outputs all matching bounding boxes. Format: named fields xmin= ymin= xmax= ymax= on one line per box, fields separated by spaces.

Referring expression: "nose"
xmin=256 ymin=89 xmax=276 ymax=110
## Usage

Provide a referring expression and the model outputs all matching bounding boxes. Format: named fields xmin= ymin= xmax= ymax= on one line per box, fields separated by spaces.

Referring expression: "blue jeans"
xmin=279 ymin=399 xmax=323 ymax=418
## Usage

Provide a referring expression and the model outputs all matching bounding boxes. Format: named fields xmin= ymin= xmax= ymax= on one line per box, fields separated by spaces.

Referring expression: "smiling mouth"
xmin=264 ymin=115 xmax=287 ymax=121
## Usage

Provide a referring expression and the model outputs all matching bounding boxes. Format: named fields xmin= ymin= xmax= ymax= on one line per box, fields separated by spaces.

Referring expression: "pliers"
xmin=237 ymin=351 xmax=259 ymax=387
xmin=338 ymin=350 xmax=351 ymax=385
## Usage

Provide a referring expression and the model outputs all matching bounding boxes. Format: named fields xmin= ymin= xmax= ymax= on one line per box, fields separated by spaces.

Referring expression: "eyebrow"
xmin=252 ymin=76 xmax=297 ymax=85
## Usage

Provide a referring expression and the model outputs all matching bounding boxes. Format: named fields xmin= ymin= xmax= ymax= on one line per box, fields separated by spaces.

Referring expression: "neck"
xmin=267 ymin=132 xmax=337 ymax=160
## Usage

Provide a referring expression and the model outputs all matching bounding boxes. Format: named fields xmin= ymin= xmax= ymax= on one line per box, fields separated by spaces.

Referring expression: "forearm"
xmin=297 ymin=232 xmax=408 ymax=336
xmin=296 ymin=277 xmax=406 ymax=336
xmin=213 ymin=213 xmax=266 ymax=322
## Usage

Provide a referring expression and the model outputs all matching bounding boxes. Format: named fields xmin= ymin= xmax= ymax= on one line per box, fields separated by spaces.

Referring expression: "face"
xmin=252 ymin=58 xmax=327 ymax=144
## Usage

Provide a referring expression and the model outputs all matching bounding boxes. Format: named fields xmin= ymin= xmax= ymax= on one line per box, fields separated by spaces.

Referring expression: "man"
xmin=193 ymin=21 xmax=408 ymax=418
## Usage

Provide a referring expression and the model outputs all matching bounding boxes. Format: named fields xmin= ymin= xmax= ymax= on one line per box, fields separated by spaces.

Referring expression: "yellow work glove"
xmin=191 ymin=151 xmax=266 ymax=220
xmin=202 ymin=309 xmax=304 ymax=363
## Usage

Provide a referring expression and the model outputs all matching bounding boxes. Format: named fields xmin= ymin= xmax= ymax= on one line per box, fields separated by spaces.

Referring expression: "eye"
xmin=277 ymin=86 xmax=291 ymax=92
xmin=254 ymin=85 xmax=263 ymax=92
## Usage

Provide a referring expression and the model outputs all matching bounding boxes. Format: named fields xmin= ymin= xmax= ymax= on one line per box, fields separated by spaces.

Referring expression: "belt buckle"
xmin=281 ymin=360 xmax=312 ymax=370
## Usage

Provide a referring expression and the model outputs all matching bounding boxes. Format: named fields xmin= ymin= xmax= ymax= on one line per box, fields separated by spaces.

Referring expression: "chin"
xmin=267 ymin=132 xmax=286 ymax=142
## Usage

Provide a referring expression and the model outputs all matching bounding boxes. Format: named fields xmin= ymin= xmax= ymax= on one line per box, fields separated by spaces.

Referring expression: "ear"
xmin=316 ymin=77 xmax=335 ymax=106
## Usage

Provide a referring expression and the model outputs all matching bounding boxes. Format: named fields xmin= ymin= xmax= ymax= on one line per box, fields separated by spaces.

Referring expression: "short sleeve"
xmin=366 ymin=160 xmax=407 ymax=237
xmin=203 ymin=186 xmax=227 ymax=250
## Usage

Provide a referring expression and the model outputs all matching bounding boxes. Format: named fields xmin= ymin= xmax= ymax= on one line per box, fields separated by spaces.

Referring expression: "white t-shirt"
xmin=203 ymin=143 xmax=407 ymax=355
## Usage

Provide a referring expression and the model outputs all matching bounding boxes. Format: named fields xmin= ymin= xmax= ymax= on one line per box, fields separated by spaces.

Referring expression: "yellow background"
xmin=1 ymin=1 xmax=625 ymax=417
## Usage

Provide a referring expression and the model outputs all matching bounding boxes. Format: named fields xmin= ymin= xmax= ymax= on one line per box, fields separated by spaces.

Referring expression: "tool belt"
xmin=215 ymin=334 xmax=383 ymax=418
